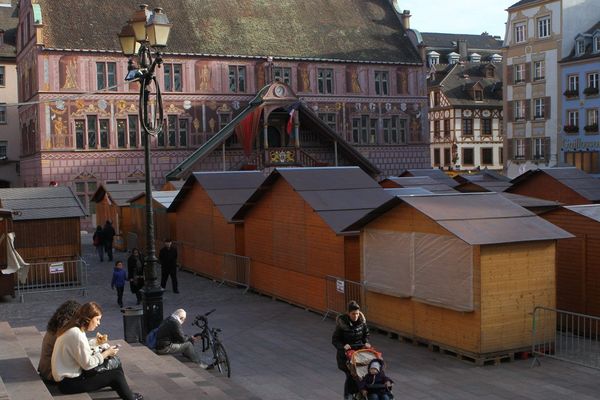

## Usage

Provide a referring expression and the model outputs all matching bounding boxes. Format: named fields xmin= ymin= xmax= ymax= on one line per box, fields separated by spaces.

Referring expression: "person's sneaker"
xmin=133 ymin=393 xmax=143 ymax=400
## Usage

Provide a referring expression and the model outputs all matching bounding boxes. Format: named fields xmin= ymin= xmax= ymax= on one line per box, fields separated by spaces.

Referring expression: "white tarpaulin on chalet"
xmin=1 ymin=232 xmax=30 ymax=284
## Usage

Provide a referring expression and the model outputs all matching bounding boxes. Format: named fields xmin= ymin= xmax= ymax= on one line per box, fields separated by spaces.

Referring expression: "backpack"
xmin=93 ymin=234 xmax=101 ymax=246
xmin=145 ymin=327 xmax=159 ymax=350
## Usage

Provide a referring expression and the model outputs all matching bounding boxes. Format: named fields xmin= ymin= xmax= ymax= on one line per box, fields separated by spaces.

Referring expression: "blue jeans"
xmin=367 ymin=393 xmax=390 ymax=400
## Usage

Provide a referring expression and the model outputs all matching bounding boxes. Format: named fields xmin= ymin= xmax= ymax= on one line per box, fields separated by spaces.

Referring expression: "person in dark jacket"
xmin=332 ymin=300 xmax=371 ymax=400
xmin=358 ymin=359 xmax=393 ymax=400
xmin=155 ymin=309 xmax=200 ymax=363
xmin=102 ymin=220 xmax=116 ymax=262
xmin=127 ymin=248 xmax=144 ymax=305
xmin=92 ymin=226 xmax=104 ymax=262
xmin=158 ymin=239 xmax=178 ymax=293
xmin=111 ymin=261 xmax=127 ymax=308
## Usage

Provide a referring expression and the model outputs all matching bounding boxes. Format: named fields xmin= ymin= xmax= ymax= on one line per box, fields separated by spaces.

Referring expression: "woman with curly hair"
xmin=51 ymin=301 xmax=142 ymax=400
xmin=38 ymin=299 xmax=81 ymax=381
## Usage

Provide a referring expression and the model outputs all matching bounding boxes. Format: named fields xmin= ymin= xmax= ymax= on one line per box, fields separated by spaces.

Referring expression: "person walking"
xmin=102 ymin=220 xmax=116 ymax=262
xmin=93 ymin=226 xmax=104 ymax=262
xmin=332 ymin=300 xmax=371 ymax=400
xmin=159 ymin=239 xmax=178 ymax=293
xmin=111 ymin=261 xmax=127 ymax=308
xmin=127 ymin=249 xmax=145 ymax=305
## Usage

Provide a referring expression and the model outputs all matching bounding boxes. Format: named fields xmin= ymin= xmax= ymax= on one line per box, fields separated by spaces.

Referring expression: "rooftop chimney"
xmin=401 ymin=9 xmax=411 ymax=29
xmin=457 ymin=39 xmax=468 ymax=60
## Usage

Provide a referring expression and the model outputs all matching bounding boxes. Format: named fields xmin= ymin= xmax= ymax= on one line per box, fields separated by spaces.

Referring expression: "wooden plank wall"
xmin=543 ymin=209 xmax=600 ymax=316
xmin=509 ymin=174 xmax=589 ymax=205
xmin=175 ymin=184 xmax=235 ymax=280
xmin=362 ymin=203 xmax=484 ymax=353
xmin=479 ymin=241 xmax=555 ymax=353
xmin=244 ymin=178 xmax=348 ymax=312
xmin=128 ymin=199 xmax=172 ymax=254
xmin=13 ymin=218 xmax=81 ymax=261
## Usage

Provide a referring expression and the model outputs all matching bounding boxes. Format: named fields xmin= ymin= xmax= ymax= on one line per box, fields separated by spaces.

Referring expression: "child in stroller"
xmin=347 ymin=348 xmax=394 ymax=400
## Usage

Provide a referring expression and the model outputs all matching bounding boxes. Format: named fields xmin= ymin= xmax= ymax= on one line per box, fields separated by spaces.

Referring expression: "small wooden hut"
xmin=380 ymin=176 xmax=456 ymax=193
xmin=232 ymin=167 xmax=391 ymax=311
xmin=162 ymin=180 xmax=185 ymax=191
xmin=453 ymin=172 xmax=512 ymax=193
xmin=399 ymin=169 xmax=460 ymax=188
xmin=126 ymin=190 xmax=179 ymax=253
xmin=541 ymin=205 xmax=600 ymax=316
xmin=0 ymin=187 xmax=87 ymax=261
xmin=168 ymin=171 xmax=266 ymax=279
xmin=507 ymin=167 xmax=600 ymax=205
xmin=0 ymin=208 xmax=14 ymax=297
xmin=345 ymin=192 xmax=572 ymax=360
xmin=92 ymin=183 xmax=145 ymax=250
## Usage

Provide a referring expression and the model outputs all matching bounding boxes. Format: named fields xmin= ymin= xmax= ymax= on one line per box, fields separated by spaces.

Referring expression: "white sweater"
xmin=51 ymin=327 xmax=104 ymax=382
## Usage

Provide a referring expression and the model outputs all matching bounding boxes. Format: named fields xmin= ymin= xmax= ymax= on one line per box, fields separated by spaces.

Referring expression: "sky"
xmin=398 ymin=0 xmax=518 ymax=38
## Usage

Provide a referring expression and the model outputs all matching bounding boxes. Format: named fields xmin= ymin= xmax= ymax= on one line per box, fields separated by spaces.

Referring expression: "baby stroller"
xmin=346 ymin=348 xmax=394 ymax=400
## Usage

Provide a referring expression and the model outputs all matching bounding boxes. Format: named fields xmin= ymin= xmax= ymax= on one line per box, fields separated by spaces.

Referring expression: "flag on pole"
xmin=286 ymin=101 xmax=301 ymax=135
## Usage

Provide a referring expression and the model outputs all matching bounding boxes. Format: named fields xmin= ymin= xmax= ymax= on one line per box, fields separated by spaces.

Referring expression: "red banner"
xmin=235 ymin=106 xmax=263 ymax=156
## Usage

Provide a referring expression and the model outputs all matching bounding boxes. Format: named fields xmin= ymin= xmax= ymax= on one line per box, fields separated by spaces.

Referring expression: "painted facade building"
xmin=503 ymin=0 xmax=600 ymax=178
xmin=559 ymin=20 xmax=600 ymax=173
xmin=427 ymin=62 xmax=503 ymax=171
xmin=0 ymin=0 xmax=19 ymax=187
xmin=16 ymin=0 xmax=429 ymax=223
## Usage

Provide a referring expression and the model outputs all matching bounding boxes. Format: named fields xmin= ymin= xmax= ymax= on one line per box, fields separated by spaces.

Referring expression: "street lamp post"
xmin=118 ymin=4 xmax=172 ymax=335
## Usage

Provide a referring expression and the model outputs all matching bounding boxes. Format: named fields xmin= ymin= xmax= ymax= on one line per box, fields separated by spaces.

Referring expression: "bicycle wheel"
xmin=213 ymin=343 xmax=231 ymax=378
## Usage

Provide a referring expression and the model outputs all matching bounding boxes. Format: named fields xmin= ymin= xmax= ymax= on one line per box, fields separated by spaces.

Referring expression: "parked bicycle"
xmin=191 ymin=308 xmax=231 ymax=378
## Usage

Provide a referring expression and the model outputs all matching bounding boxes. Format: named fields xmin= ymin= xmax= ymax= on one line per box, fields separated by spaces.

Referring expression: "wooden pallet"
xmin=372 ymin=326 xmax=529 ymax=366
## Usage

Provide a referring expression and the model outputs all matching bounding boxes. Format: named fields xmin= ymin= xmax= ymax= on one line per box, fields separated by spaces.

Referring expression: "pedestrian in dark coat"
xmin=127 ymin=248 xmax=145 ymax=305
xmin=158 ymin=239 xmax=178 ymax=293
xmin=92 ymin=225 xmax=104 ymax=262
xmin=102 ymin=220 xmax=116 ymax=262
xmin=155 ymin=309 xmax=200 ymax=363
xmin=358 ymin=359 xmax=393 ymax=400
xmin=332 ymin=300 xmax=371 ymax=400
xmin=111 ymin=261 xmax=127 ymax=308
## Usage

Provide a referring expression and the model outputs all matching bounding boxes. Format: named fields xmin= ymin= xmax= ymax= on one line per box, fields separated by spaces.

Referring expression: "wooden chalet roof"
xmin=0 ymin=0 xmax=17 ymax=60
xmin=91 ymin=183 xmax=146 ymax=207
xmin=499 ymin=193 xmax=561 ymax=209
xmin=564 ymin=204 xmax=600 ymax=223
xmin=128 ymin=190 xmax=180 ymax=209
xmin=168 ymin=171 xmax=266 ymax=223
xmin=453 ymin=173 xmax=512 ymax=192
xmin=166 ymin=82 xmax=380 ymax=180
xmin=35 ymin=0 xmax=421 ymax=64
xmin=233 ymin=167 xmax=392 ymax=234
xmin=0 ymin=187 xmax=87 ymax=221
xmin=399 ymin=169 xmax=459 ymax=188
xmin=432 ymin=62 xmax=503 ymax=107
xmin=509 ymin=167 xmax=600 ymax=202
xmin=345 ymin=192 xmax=573 ymax=244
xmin=381 ymin=176 xmax=456 ymax=193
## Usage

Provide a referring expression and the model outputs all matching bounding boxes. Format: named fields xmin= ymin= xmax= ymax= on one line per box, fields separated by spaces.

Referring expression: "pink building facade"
xmin=16 ymin=0 xmax=429 ymax=227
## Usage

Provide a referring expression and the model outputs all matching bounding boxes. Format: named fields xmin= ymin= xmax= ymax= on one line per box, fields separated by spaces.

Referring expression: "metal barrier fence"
xmin=532 ymin=306 xmax=600 ymax=370
xmin=221 ymin=253 xmax=250 ymax=293
xmin=15 ymin=258 xmax=88 ymax=302
xmin=324 ymin=275 xmax=363 ymax=320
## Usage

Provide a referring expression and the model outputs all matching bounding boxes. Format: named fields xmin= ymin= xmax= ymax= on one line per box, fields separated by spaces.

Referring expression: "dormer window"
xmin=474 ymin=90 xmax=483 ymax=101
xmin=577 ymin=39 xmax=586 ymax=56
xmin=469 ymin=53 xmax=481 ymax=63
xmin=595 ymin=35 xmax=600 ymax=53
xmin=427 ymin=51 xmax=440 ymax=67
xmin=448 ymin=52 xmax=460 ymax=65
xmin=491 ymin=53 xmax=502 ymax=63
xmin=0 ymin=30 xmax=4 ymax=46
xmin=484 ymin=64 xmax=495 ymax=79
xmin=514 ymin=22 xmax=526 ymax=43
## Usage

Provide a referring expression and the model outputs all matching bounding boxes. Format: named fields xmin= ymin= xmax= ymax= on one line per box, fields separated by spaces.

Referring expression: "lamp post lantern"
xmin=118 ymin=4 xmax=172 ymax=335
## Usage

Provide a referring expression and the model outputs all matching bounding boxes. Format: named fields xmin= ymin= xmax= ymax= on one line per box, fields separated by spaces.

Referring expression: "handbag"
xmin=84 ymin=355 xmax=121 ymax=376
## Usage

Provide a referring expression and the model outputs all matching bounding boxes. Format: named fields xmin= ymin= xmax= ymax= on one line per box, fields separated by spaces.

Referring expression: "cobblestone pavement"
xmin=1 ymin=234 xmax=600 ymax=399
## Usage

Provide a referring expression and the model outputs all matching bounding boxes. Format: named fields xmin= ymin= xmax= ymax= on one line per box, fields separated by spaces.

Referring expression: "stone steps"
xmin=2 ymin=322 xmax=255 ymax=400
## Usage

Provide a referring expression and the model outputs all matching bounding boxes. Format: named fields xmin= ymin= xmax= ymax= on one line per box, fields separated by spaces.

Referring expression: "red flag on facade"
xmin=286 ymin=102 xmax=301 ymax=135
